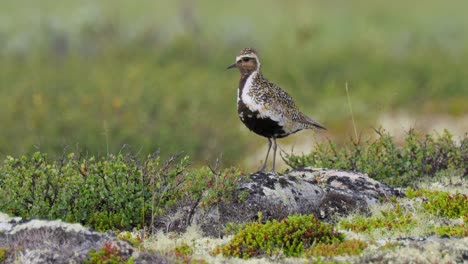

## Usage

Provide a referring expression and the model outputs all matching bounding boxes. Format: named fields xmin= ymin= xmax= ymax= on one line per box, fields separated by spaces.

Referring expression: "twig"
xmin=209 ymin=155 xmax=222 ymax=175
xmin=346 ymin=82 xmax=359 ymax=144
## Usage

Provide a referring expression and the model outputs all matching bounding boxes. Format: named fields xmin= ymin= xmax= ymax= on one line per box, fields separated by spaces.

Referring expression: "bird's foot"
xmin=256 ymin=167 xmax=267 ymax=173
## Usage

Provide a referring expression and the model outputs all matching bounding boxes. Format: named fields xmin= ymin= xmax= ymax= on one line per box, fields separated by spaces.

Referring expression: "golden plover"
xmin=227 ymin=48 xmax=326 ymax=172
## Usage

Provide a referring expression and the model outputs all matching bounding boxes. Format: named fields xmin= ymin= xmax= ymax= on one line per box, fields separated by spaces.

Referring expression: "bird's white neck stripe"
xmin=239 ymin=71 xmax=261 ymax=112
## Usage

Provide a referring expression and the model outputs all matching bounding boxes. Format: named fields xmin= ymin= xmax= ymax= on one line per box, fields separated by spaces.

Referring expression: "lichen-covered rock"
xmin=0 ymin=212 xmax=168 ymax=264
xmin=354 ymin=236 xmax=468 ymax=263
xmin=243 ymin=167 xmax=402 ymax=219
xmin=163 ymin=167 xmax=402 ymax=237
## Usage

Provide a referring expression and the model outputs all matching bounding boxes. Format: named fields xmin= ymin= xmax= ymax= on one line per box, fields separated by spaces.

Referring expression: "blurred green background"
xmin=1 ymin=0 xmax=467 ymax=168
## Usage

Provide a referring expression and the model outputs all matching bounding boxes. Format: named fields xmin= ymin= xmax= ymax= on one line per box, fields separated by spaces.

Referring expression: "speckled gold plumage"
xmin=249 ymin=71 xmax=324 ymax=132
xmin=228 ymin=48 xmax=325 ymax=172
xmin=239 ymin=47 xmax=258 ymax=56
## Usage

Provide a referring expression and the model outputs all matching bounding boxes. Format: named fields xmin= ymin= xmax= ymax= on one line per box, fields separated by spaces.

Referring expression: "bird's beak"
xmin=226 ymin=63 xmax=237 ymax=69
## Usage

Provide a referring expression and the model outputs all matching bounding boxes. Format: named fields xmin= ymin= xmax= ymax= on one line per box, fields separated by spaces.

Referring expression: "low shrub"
xmin=182 ymin=164 xmax=244 ymax=209
xmin=0 ymin=151 xmax=243 ymax=231
xmin=213 ymin=214 xmax=344 ymax=258
xmin=285 ymin=129 xmax=467 ymax=187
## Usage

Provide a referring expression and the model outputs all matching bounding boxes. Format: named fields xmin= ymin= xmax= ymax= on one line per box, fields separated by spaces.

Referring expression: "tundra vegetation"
xmin=0 ymin=130 xmax=466 ymax=262
xmin=1 ymin=0 xmax=467 ymax=262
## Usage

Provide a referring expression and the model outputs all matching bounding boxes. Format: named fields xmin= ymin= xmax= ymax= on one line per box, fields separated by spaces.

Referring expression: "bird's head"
xmin=227 ymin=48 xmax=260 ymax=74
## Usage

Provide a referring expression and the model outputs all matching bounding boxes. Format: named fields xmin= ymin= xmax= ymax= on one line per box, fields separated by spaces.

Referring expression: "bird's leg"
xmin=259 ymin=138 xmax=272 ymax=172
xmin=272 ymin=137 xmax=277 ymax=173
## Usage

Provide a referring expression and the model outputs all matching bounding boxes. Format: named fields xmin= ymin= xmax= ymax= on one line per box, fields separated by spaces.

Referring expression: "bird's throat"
xmin=238 ymin=70 xmax=259 ymax=101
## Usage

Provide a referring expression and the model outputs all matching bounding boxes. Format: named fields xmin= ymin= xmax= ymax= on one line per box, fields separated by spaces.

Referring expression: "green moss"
xmin=435 ymin=224 xmax=468 ymax=237
xmin=404 ymin=188 xmax=468 ymax=238
xmin=0 ymin=247 xmax=7 ymax=262
xmin=214 ymin=214 xmax=344 ymax=258
xmin=305 ymin=239 xmax=367 ymax=257
xmin=423 ymin=192 xmax=467 ymax=219
xmin=339 ymin=203 xmax=416 ymax=233
xmin=406 ymin=188 xmax=468 ymax=219
xmin=404 ymin=187 xmax=428 ymax=199
xmin=308 ymin=259 xmax=343 ymax=264
xmin=116 ymin=231 xmax=146 ymax=247
xmin=224 ymin=222 xmax=247 ymax=236
xmin=174 ymin=242 xmax=193 ymax=257
xmin=378 ymin=241 xmax=402 ymax=251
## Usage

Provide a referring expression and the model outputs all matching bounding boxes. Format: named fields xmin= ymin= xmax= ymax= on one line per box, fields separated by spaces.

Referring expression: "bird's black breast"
xmin=237 ymin=100 xmax=287 ymax=138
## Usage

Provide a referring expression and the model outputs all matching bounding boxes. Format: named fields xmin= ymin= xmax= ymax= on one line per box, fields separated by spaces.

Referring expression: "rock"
xmin=354 ymin=236 xmax=468 ymax=263
xmin=0 ymin=167 xmax=400 ymax=261
xmin=159 ymin=167 xmax=403 ymax=237
xmin=0 ymin=213 xmax=168 ymax=264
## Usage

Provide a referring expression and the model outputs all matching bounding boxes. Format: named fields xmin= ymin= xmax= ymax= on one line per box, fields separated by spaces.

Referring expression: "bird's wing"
xmin=267 ymin=81 xmax=326 ymax=130
xmin=263 ymin=81 xmax=297 ymax=110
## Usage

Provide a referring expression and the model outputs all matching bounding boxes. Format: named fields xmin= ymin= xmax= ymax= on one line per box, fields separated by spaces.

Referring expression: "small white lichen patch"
xmin=0 ymin=211 xmax=21 ymax=223
xmin=0 ymin=222 xmax=13 ymax=232
xmin=356 ymin=237 xmax=468 ymax=264
xmin=417 ymin=173 xmax=468 ymax=195
xmin=10 ymin=219 xmax=90 ymax=235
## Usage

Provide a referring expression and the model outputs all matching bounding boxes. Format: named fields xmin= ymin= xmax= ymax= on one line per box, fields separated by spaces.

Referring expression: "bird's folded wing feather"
xmin=266 ymin=82 xmax=299 ymax=115
xmin=267 ymin=82 xmax=326 ymax=130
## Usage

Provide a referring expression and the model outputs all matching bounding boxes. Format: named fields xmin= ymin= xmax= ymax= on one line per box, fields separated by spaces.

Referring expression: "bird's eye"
xmin=242 ymin=57 xmax=250 ymax=62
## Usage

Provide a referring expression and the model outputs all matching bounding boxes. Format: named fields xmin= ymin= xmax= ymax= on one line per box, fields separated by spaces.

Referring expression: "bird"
xmin=227 ymin=48 xmax=326 ymax=172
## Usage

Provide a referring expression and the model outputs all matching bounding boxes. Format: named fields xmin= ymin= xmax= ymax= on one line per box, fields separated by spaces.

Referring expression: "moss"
xmin=0 ymin=247 xmax=7 ymax=262
xmin=378 ymin=241 xmax=402 ymax=251
xmin=435 ymin=224 xmax=468 ymax=237
xmin=224 ymin=222 xmax=247 ymax=236
xmin=422 ymin=192 xmax=467 ymax=219
xmin=305 ymin=239 xmax=367 ymax=257
xmin=174 ymin=242 xmax=193 ymax=257
xmin=116 ymin=231 xmax=147 ymax=247
xmin=339 ymin=203 xmax=416 ymax=233
xmin=213 ymin=214 xmax=344 ymax=258
xmin=406 ymin=188 xmax=468 ymax=219
xmin=86 ymin=242 xmax=133 ymax=264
